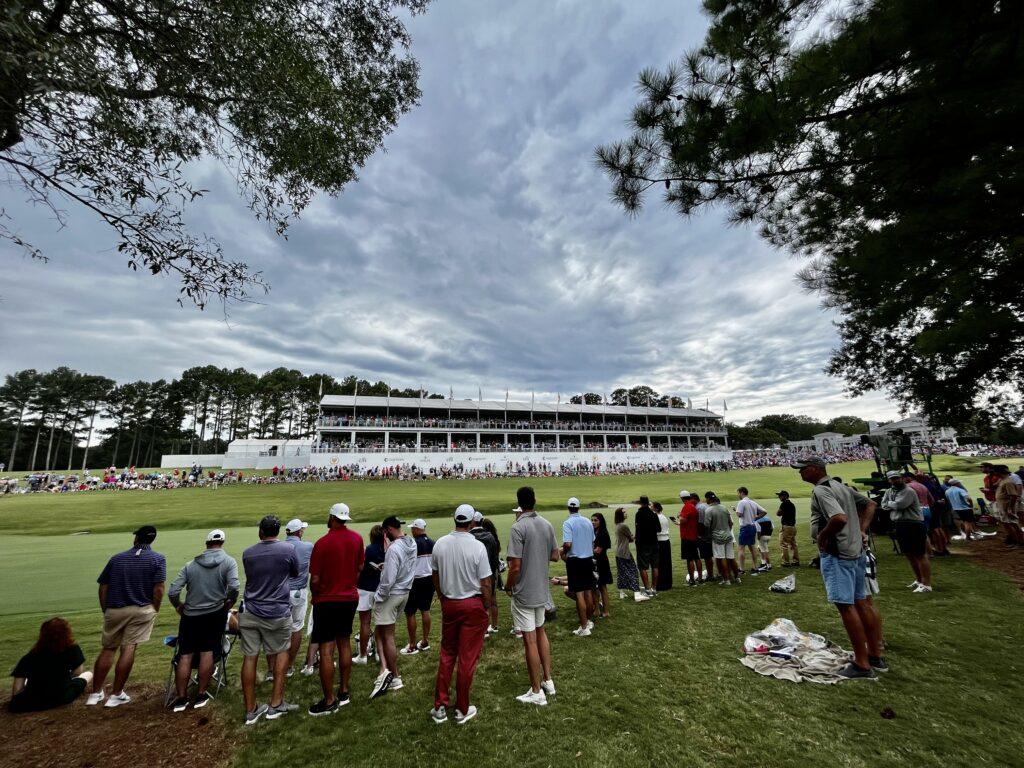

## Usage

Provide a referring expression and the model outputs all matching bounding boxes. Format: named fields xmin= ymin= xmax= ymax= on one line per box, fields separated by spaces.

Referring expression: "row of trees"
xmin=0 ymin=367 xmax=440 ymax=473
xmin=726 ymin=414 xmax=871 ymax=450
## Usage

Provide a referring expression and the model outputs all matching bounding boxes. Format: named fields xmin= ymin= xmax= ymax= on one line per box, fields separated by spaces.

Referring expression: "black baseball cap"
xmin=382 ymin=515 xmax=405 ymax=529
xmin=259 ymin=515 xmax=281 ymax=536
xmin=775 ymin=490 xmax=789 ymax=497
xmin=133 ymin=525 xmax=157 ymax=544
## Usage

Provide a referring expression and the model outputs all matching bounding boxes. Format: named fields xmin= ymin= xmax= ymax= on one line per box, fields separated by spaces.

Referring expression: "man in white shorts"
xmin=370 ymin=515 xmax=417 ymax=699
xmin=705 ymin=494 xmax=740 ymax=585
xmin=276 ymin=519 xmax=312 ymax=677
xmin=505 ymin=487 xmax=559 ymax=706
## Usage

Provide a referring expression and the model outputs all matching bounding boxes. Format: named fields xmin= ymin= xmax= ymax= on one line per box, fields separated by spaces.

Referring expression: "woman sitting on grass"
xmin=9 ymin=617 xmax=92 ymax=712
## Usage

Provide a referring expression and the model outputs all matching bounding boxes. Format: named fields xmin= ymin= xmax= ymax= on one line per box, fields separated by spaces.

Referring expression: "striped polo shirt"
xmin=97 ymin=545 xmax=167 ymax=608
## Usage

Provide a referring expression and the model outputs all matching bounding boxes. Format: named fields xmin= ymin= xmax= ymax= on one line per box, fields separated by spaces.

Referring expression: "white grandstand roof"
xmin=320 ymin=394 xmax=720 ymax=419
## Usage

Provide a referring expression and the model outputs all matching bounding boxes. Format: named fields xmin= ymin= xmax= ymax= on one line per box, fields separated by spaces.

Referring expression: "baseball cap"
xmin=885 ymin=470 xmax=902 ymax=479
xmin=329 ymin=503 xmax=351 ymax=521
xmin=791 ymin=456 xmax=827 ymax=469
xmin=285 ymin=518 xmax=308 ymax=533
xmin=411 ymin=518 xmax=427 ymax=530
xmin=382 ymin=515 xmax=405 ymax=529
xmin=454 ymin=504 xmax=475 ymax=523
xmin=206 ymin=529 xmax=226 ymax=543
xmin=472 ymin=510 xmax=484 ymax=523
xmin=258 ymin=515 xmax=281 ymax=536
xmin=775 ymin=490 xmax=789 ymax=497
xmin=567 ymin=497 xmax=580 ymax=509
xmin=133 ymin=524 xmax=157 ymax=543
xmin=512 ymin=506 xmax=522 ymax=513
xmin=678 ymin=489 xmax=690 ymax=499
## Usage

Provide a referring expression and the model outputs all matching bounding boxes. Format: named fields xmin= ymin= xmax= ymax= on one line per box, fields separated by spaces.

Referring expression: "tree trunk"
xmin=112 ymin=427 xmax=122 ymax=468
xmin=66 ymin=414 xmax=80 ymax=471
xmin=7 ymin=405 xmax=25 ymax=471
xmin=145 ymin=423 xmax=157 ymax=467
xmin=44 ymin=421 xmax=57 ymax=471
xmin=81 ymin=406 xmax=97 ymax=471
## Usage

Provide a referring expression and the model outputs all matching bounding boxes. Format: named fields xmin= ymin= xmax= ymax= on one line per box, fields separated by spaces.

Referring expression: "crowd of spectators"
xmin=317 ymin=415 xmax=724 ymax=433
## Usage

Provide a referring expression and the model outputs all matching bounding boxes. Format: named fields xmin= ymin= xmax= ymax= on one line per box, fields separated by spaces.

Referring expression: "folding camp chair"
xmin=164 ymin=628 xmax=239 ymax=707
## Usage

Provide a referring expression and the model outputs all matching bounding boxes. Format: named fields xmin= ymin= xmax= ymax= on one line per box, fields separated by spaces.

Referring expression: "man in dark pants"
xmin=794 ymin=456 xmax=885 ymax=679
xmin=634 ymin=496 xmax=660 ymax=597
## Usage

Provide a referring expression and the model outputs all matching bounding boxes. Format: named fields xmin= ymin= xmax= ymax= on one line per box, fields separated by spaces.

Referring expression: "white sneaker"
xmin=950 ymin=534 xmax=966 ymax=542
xmin=541 ymin=679 xmax=556 ymax=696
xmin=390 ymin=676 xmax=404 ymax=690
xmin=586 ymin=620 xmax=594 ymax=631
xmin=85 ymin=692 xmax=105 ymax=706
xmin=510 ymin=628 xmax=523 ymax=638
xmin=399 ymin=645 xmax=420 ymax=656
xmin=369 ymin=671 xmax=394 ymax=699
xmin=619 ymin=590 xmax=627 ymax=600
xmin=352 ymin=655 xmax=368 ymax=666
xmin=487 ymin=625 xmax=499 ymax=635
xmin=429 ymin=705 xmax=447 ymax=724
xmin=701 ymin=570 xmax=709 ymax=580
xmin=104 ymin=691 xmax=131 ymax=708
xmin=571 ymin=627 xmax=591 ymax=637
xmin=263 ymin=671 xmax=274 ymax=682
xmin=906 ymin=581 xmax=920 ymax=589
xmin=455 ymin=705 xmax=478 ymax=725
xmin=515 ymin=689 xmax=548 ymax=706
xmin=300 ymin=664 xmax=316 ymax=676
xmin=634 ymin=592 xmax=650 ymax=602
xmin=913 ymin=584 xmax=933 ymax=593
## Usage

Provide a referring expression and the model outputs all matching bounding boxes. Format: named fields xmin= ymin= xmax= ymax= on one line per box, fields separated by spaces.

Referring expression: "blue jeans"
xmin=820 ymin=553 xmax=867 ymax=605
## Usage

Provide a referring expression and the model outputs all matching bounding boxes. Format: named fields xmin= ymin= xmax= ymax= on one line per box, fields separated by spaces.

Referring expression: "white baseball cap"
xmin=679 ymin=490 xmax=690 ymax=499
xmin=329 ymin=503 xmax=351 ymax=521
xmin=567 ymin=497 xmax=581 ymax=509
xmin=207 ymin=529 xmax=226 ymax=543
xmin=285 ymin=518 xmax=308 ymax=533
xmin=411 ymin=518 xmax=427 ymax=530
xmin=472 ymin=510 xmax=484 ymax=523
xmin=454 ymin=504 xmax=475 ymax=523
xmin=512 ymin=505 xmax=522 ymax=513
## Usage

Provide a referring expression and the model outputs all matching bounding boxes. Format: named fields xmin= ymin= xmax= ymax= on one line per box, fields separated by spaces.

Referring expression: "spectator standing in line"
xmin=506 ymin=486 xmax=559 ymax=706
xmin=794 ymin=456 xmax=885 ymax=678
xmin=561 ymin=497 xmax=596 ymax=637
xmin=735 ymin=487 xmax=766 ymax=575
xmin=239 ymin=515 xmax=300 ymax=725
xmin=470 ymin=513 xmax=502 ymax=634
xmin=754 ymin=505 xmax=774 ymax=572
xmin=167 ymin=529 xmax=239 ymax=712
xmin=676 ymin=491 xmax=701 ymax=586
xmin=429 ymin=504 xmax=492 ymax=725
xmin=705 ymin=495 xmax=739 ymax=586
xmin=277 ymin=519 xmax=313 ymax=677
xmin=613 ymin=508 xmax=648 ymax=602
xmin=86 ymin=525 xmax=166 ymax=708
xmin=776 ymin=491 xmax=800 ymax=567
xmin=401 ymin=519 xmax=435 ymax=656
xmin=370 ymin=516 xmax=417 ymax=699
xmin=590 ymin=513 xmax=613 ymax=617
xmin=9 ymin=618 xmax=92 ymax=713
xmin=993 ymin=465 xmax=1024 ymax=547
xmin=653 ymin=501 xmax=673 ymax=590
xmin=352 ymin=525 xmax=387 ymax=669
xmin=307 ymin=503 xmax=364 ymax=716
xmin=695 ymin=494 xmax=715 ymax=581
xmin=633 ymin=496 xmax=660 ymax=597
xmin=944 ymin=480 xmax=977 ymax=540
xmin=881 ymin=472 xmax=932 ymax=593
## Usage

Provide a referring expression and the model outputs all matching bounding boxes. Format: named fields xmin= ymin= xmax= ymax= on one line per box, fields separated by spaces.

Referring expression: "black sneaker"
xmin=336 ymin=690 xmax=351 ymax=707
xmin=837 ymin=663 xmax=878 ymax=680
xmin=868 ymin=655 xmax=890 ymax=672
xmin=193 ymin=691 xmax=212 ymax=709
xmin=792 ymin=561 xmax=801 ymax=567
xmin=308 ymin=698 xmax=340 ymax=717
xmin=170 ymin=696 xmax=189 ymax=713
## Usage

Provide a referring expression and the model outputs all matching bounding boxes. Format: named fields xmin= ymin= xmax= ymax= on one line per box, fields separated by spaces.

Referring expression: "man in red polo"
xmin=677 ymin=490 xmax=701 ymax=585
xmin=306 ymin=503 xmax=364 ymax=716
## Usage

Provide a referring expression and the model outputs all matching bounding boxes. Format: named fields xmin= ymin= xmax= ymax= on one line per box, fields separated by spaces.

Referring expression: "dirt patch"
xmin=957 ymin=536 xmax=1024 ymax=590
xmin=0 ymin=685 xmax=238 ymax=768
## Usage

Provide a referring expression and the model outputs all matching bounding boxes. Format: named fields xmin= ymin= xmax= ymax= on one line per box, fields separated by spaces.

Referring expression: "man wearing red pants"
xmin=429 ymin=504 xmax=493 ymax=725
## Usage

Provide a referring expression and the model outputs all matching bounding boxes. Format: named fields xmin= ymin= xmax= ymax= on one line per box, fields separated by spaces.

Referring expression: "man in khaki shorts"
xmin=505 ymin=487 xmax=559 ymax=706
xmin=369 ymin=515 xmax=417 ymax=699
xmin=86 ymin=525 xmax=166 ymax=707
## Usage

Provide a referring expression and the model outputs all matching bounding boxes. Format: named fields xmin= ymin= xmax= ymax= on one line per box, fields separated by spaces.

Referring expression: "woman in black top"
xmin=9 ymin=617 xmax=91 ymax=712
xmin=591 ymin=513 xmax=613 ymax=618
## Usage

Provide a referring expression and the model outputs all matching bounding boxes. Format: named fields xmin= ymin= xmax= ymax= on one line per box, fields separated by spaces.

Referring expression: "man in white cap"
xmin=167 ymin=529 xmax=239 ymax=711
xmin=278 ymin=519 xmax=312 ymax=678
xmin=306 ymin=503 xmax=364 ymax=715
xmin=429 ymin=504 xmax=492 ymax=725
xmin=469 ymin=510 xmax=501 ymax=634
xmin=401 ymin=518 xmax=435 ymax=656
xmin=560 ymin=497 xmax=596 ymax=637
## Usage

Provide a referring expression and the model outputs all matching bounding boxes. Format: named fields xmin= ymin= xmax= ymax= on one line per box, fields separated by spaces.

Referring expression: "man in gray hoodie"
xmin=168 ymin=529 xmax=240 ymax=711
xmin=370 ymin=516 xmax=418 ymax=699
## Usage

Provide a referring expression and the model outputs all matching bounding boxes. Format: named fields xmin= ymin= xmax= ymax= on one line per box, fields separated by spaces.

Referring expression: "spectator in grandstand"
xmin=401 ymin=519 xmax=435 ymax=657
xmin=775 ymin=491 xmax=800 ymax=566
xmin=881 ymin=472 xmax=932 ymax=593
xmin=561 ymin=497 xmax=596 ymax=637
xmin=634 ymin=497 xmax=660 ymax=597
xmin=944 ymin=479 xmax=977 ymax=540
xmin=278 ymin=519 xmax=313 ymax=678
xmin=993 ymin=465 xmax=1024 ymax=547
xmin=794 ymin=456 xmax=885 ymax=678
xmin=86 ymin=525 xmax=166 ymax=708
xmin=676 ymin=491 xmax=701 ymax=586
xmin=591 ymin=513 xmax=613 ymax=617
xmin=653 ymin=501 xmax=673 ymax=591
xmin=470 ymin=513 xmax=502 ymax=634
xmin=239 ymin=515 xmax=300 ymax=725
xmin=505 ymin=487 xmax=559 ymax=706
xmin=614 ymin=508 xmax=647 ymax=602
xmin=429 ymin=504 xmax=492 ymax=725
xmin=9 ymin=618 xmax=92 ymax=713
xmin=705 ymin=494 xmax=739 ymax=585
xmin=167 ymin=529 xmax=239 ymax=712
xmin=370 ymin=516 xmax=417 ymax=699
xmin=353 ymin=525 xmax=387 ymax=669
xmin=735 ymin=487 xmax=767 ymax=575
xmin=305 ymin=503 xmax=363 ymax=716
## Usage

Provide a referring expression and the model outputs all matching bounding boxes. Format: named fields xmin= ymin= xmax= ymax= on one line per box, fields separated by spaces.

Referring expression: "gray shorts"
xmin=372 ymin=592 xmax=409 ymax=626
xmin=238 ymin=611 xmax=291 ymax=656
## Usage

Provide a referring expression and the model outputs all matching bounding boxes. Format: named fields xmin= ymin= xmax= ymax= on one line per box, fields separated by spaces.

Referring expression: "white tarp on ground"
xmin=740 ymin=618 xmax=856 ymax=684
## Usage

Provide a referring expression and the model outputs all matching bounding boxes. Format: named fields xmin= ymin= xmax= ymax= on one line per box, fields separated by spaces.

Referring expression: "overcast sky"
xmin=0 ymin=0 xmax=902 ymax=424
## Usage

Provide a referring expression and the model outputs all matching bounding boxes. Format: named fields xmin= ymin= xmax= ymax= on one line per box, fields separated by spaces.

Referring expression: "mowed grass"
xmin=1 ymin=456 xmax=1022 ymax=768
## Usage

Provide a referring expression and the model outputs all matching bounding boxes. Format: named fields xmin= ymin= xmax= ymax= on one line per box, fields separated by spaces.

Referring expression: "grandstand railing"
xmin=316 ymin=417 xmax=725 ymax=434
